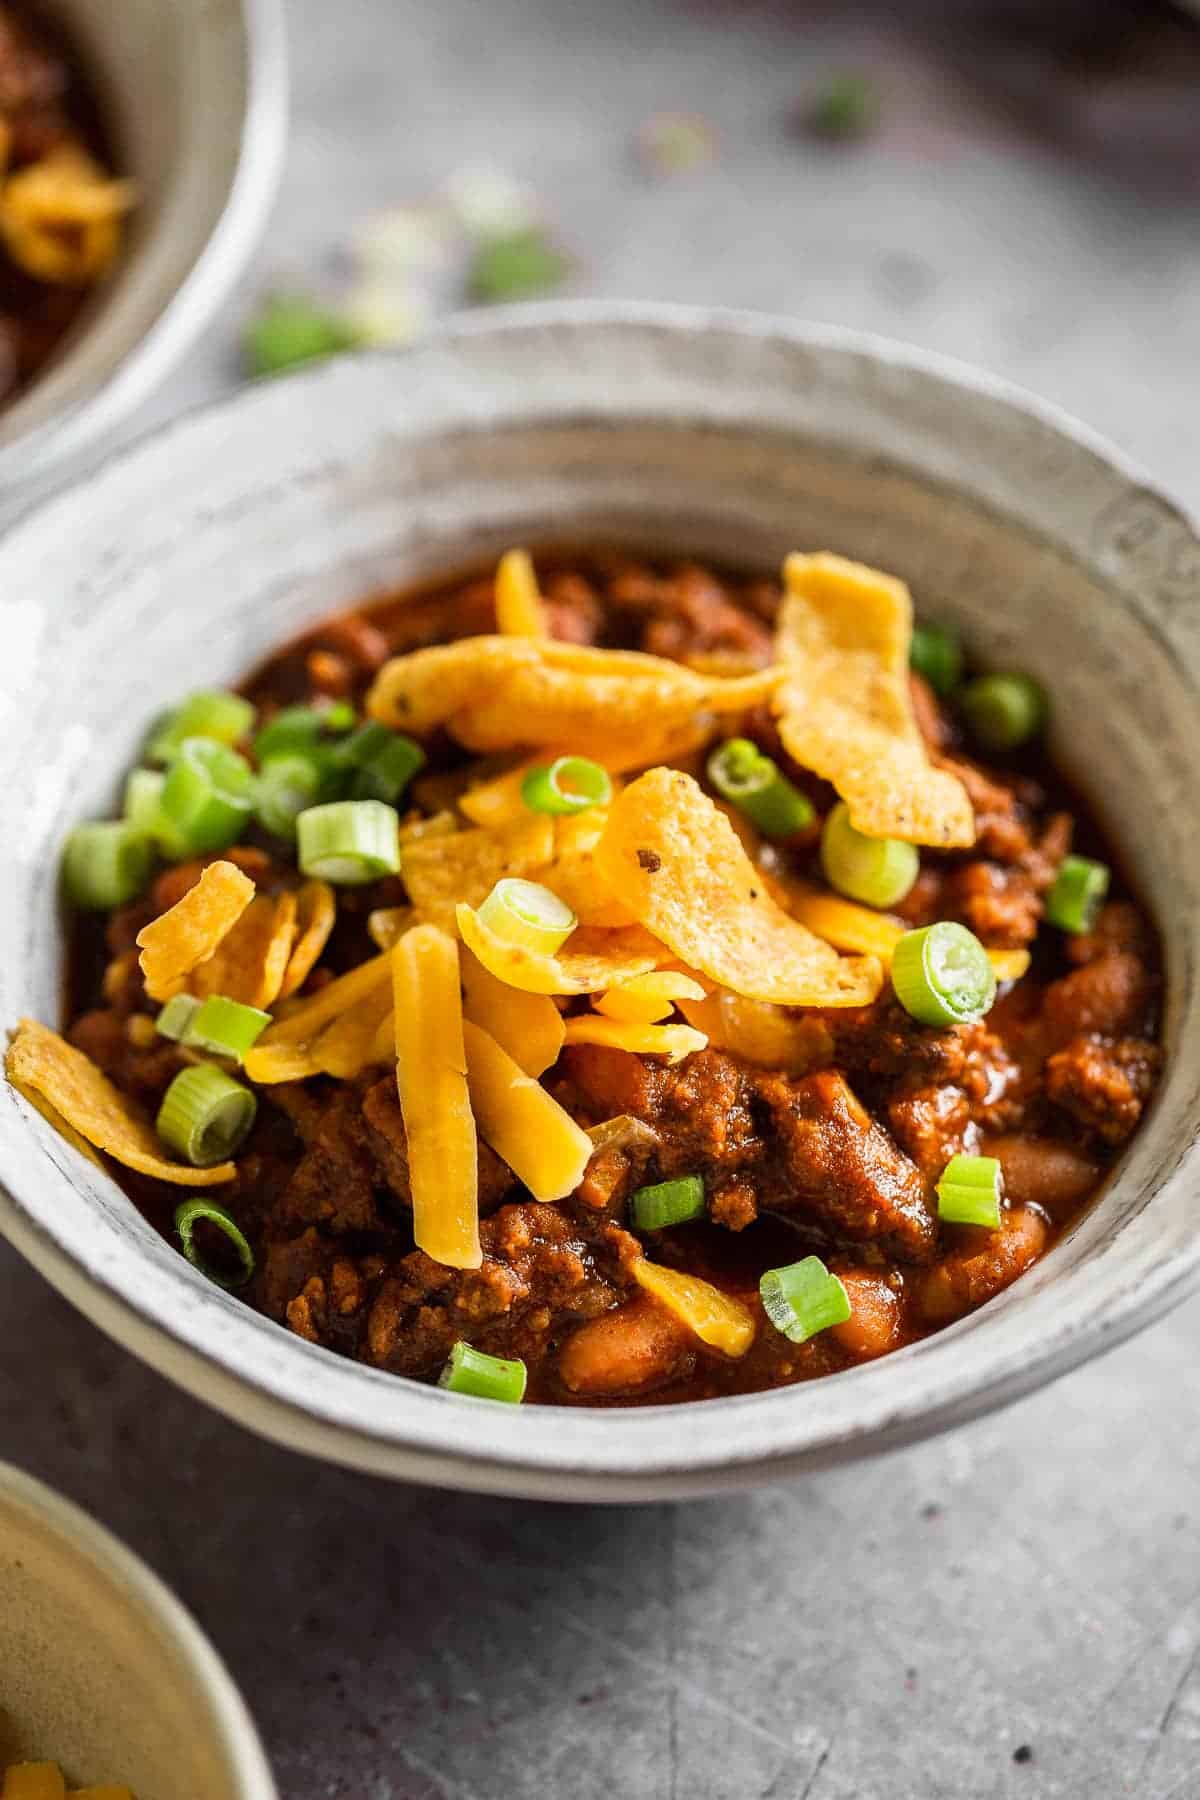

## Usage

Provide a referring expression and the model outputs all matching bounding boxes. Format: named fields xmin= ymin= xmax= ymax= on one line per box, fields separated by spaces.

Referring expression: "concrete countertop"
xmin=6 ymin=2 xmax=1200 ymax=1795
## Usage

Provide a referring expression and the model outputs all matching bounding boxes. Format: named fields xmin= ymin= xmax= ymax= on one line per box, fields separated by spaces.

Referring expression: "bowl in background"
xmin=0 ymin=302 xmax=1197 ymax=1500
xmin=0 ymin=0 xmax=287 ymax=491
xmin=0 ymin=1460 xmax=277 ymax=1797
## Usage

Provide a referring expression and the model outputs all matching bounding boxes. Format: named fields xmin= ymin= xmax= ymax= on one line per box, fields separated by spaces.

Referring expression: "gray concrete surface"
xmin=6 ymin=2 xmax=1200 ymax=1795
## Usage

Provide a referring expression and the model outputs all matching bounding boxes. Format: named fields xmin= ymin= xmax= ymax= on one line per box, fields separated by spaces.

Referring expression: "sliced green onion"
xmin=936 ymin=1153 xmax=1003 ymax=1229
xmin=476 ymin=877 xmax=576 ymax=955
xmin=157 ymin=1064 xmax=257 ymax=1167
xmin=244 ymin=293 xmax=360 ymax=378
xmin=706 ymin=738 xmax=816 ymax=838
xmin=909 ymin=624 xmax=963 ymax=697
xmin=805 ymin=72 xmax=879 ymax=140
xmin=147 ymin=690 xmax=255 ymax=764
xmin=322 ymin=699 xmax=357 ymax=732
xmin=438 ymin=1340 xmax=527 ymax=1403
xmin=631 ymin=1174 xmax=706 ymax=1232
xmin=183 ymin=995 xmax=272 ymax=1062
xmin=960 ymin=673 xmax=1046 ymax=753
xmin=159 ymin=738 xmax=255 ymax=854
xmin=253 ymin=703 xmax=355 ymax=764
xmin=821 ymin=802 xmax=919 ymax=909
xmin=62 ymin=821 xmax=154 ymax=910
xmin=174 ymin=1197 xmax=255 ymax=1290
xmin=521 ymin=756 xmax=613 ymax=817
xmin=123 ymin=768 xmax=165 ymax=831
xmin=760 ymin=1256 xmax=851 ymax=1344
xmin=255 ymin=753 xmax=324 ymax=841
xmin=467 ymin=228 xmax=571 ymax=304
xmin=155 ymin=994 xmax=201 ymax=1042
xmin=296 ymin=799 xmax=401 ymax=884
xmin=346 ymin=731 xmax=426 ymax=805
xmin=1044 ymin=855 xmax=1110 ymax=935
xmin=891 ymin=921 xmax=997 ymax=1026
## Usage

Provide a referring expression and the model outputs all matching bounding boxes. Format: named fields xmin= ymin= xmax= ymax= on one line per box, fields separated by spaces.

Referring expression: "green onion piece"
xmin=438 ymin=1340 xmax=527 ymax=1403
xmin=183 ymin=995 xmax=272 ymax=1062
xmin=123 ymin=768 xmax=165 ymax=831
xmin=820 ymin=801 xmax=919 ymax=908
xmin=322 ymin=699 xmax=358 ymax=732
xmin=155 ymin=994 xmax=202 ymax=1042
xmin=252 ymin=703 xmax=355 ymax=764
xmin=174 ymin=1197 xmax=255 ymax=1290
xmin=159 ymin=738 xmax=255 ymax=854
xmin=61 ymin=821 xmax=154 ymax=910
xmin=631 ymin=1174 xmax=706 ymax=1232
xmin=891 ymin=921 xmax=997 ymax=1026
xmin=345 ymin=730 xmax=426 ymax=805
xmin=760 ymin=1256 xmax=851 ymax=1344
xmin=521 ymin=756 xmax=613 ymax=817
xmin=468 ymin=227 xmax=571 ymax=304
xmin=156 ymin=1064 xmax=257 ymax=1167
xmin=960 ymin=673 xmax=1046 ymax=753
xmin=255 ymin=753 xmax=324 ymax=841
xmin=476 ymin=877 xmax=576 ymax=956
xmin=909 ymin=624 xmax=963 ymax=698
xmin=296 ymin=799 xmax=401 ymax=884
xmin=1044 ymin=855 xmax=1110 ymax=935
xmin=244 ymin=294 xmax=360 ymax=378
xmin=146 ymin=690 xmax=256 ymax=764
xmin=805 ymin=73 xmax=879 ymax=140
xmin=936 ymin=1153 xmax=1003 ymax=1229
xmin=706 ymin=738 xmax=816 ymax=838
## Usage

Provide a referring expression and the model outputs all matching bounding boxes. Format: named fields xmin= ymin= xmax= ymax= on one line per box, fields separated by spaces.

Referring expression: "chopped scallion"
xmin=760 ymin=1256 xmax=851 ymax=1343
xmin=438 ymin=1340 xmax=527 ymax=1403
xmin=252 ymin=702 xmax=356 ymax=764
xmin=960 ymin=672 xmax=1046 ymax=753
xmin=820 ymin=802 xmax=919 ymax=909
xmin=159 ymin=738 xmax=255 ymax=854
xmin=521 ymin=755 xmax=613 ymax=817
xmin=476 ymin=877 xmax=576 ymax=956
xmin=344 ymin=728 xmax=426 ymax=805
xmin=244 ymin=294 xmax=360 ymax=378
xmin=255 ymin=753 xmax=324 ymax=841
xmin=175 ymin=1197 xmax=255 ymax=1290
xmin=936 ymin=1153 xmax=1003 ymax=1229
xmin=146 ymin=690 xmax=255 ymax=764
xmin=156 ymin=1064 xmax=257 ymax=1167
xmin=155 ymin=994 xmax=202 ymax=1042
xmin=183 ymin=995 xmax=272 ymax=1062
xmin=909 ymin=623 xmax=963 ymax=697
xmin=706 ymin=738 xmax=816 ymax=838
xmin=61 ymin=821 xmax=154 ymax=910
xmin=891 ymin=921 xmax=997 ymax=1027
xmin=296 ymin=799 xmax=401 ymax=884
xmin=631 ymin=1174 xmax=706 ymax=1232
xmin=1044 ymin=855 xmax=1110 ymax=935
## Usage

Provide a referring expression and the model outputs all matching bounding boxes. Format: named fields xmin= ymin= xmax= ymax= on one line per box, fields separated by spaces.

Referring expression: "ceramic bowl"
xmin=0 ymin=303 xmax=1197 ymax=1501
xmin=0 ymin=1461 xmax=276 ymax=1796
xmin=0 ymin=0 xmax=287 ymax=489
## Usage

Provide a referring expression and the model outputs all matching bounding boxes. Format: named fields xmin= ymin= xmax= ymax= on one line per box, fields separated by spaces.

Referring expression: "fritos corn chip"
xmin=189 ymin=891 xmax=298 ymax=1009
xmin=136 ymin=862 xmax=255 ymax=1002
xmin=594 ymin=970 xmax=708 ymax=1025
xmin=777 ymin=881 xmax=1030 ymax=982
xmin=773 ymin=552 xmax=975 ymax=848
xmin=562 ymin=1016 xmax=708 ymax=1065
xmin=367 ymin=636 xmax=780 ymax=758
xmin=7 ymin=1019 xmax=236 ymax=1185
xmin=493 ymin=547 xmax=547 ymax=637
xmin=595 ymin=768 xmax=882 ymax=1007
xmin=277 ymin=880 xmax=336 ymax=1000
xmin=456 ymin=902 xmax=663 ymax=996
xmin=260 ymin=953 xmax=392 ymax=1046
xmin=401 ymin=814 xmax=555 ymax=928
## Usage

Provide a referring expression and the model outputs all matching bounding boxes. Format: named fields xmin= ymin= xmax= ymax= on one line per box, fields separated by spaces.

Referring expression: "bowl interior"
xmin=0 ymin=311 xmax=1197 ymax=1497
xmin=0 ymin=1466 xmax=274 ymax=1797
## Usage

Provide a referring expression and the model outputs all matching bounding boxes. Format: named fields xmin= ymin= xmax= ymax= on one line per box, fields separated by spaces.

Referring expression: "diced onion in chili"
xmin=631 ymin=1174 xmax=706 ymax=1232
xmin=760 ymin=1256 xmax=851 ymax=1344
xmin=820 ymin=801 xmax=919 ymax=909
xmin=476 ymin=877 xmax=576 ymax=956
xmin=174 ymin=1196 xmax=255 ymax=1289
xmin=334 ymin=721 xmax=426 ymax=804
xmin=521 ymin=755 xmax=612 ymax=816
xmin=909 ymin=623 xmax=963 ymax=697
xmin=159 ymin=738 xmax=255 ymax=854
xmin=936 ymin=1153 xmax=1003 ymax=1229
xmin=296 ymin=799 xmax=401 ymax=884
xmin=183 ymin=995 xmax=272 ymax=1062
xmin=438 ymin=1340 xmax=527 ymax=1403
xmin=147 ymin=689 xmax=256 ymax=764
xmin=1044 ymin=854 xmax=1110 ymax=935
xmin=706 ymin=737 xmax=815 ymax=838
xmin=155 ymin=993 xmax=202 ymax=1042
xmin=960 ymin=672 xmax=1046 ymax=752
xmin=891 ymin=920 xmax=996 ymax=1026
xmin=255 ymin=753 xmax=323 ymax=840
xmin=61 ymin=821 xmax=154 ymax=910
xmin=156 ymin=1064 xmax=257 ymax=1167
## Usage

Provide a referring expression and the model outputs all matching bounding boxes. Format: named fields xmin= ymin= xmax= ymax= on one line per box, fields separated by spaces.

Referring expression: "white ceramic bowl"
xmin=0 ymin=304 xmax=1197 ymax=1501
xmin=0 ymin=1461 xmax=276 ymax=1797
xmin=0 ymin=0 xmax=287 ymax=489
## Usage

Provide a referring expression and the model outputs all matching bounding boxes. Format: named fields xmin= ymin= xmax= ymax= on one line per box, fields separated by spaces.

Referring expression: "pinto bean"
xmin=920 ymin=1206 xmax=1048 ymax=1325
xmin=987 ymin=1134 xmax=1100 ymax=1219
xmin=558 ymin=1296 xmax=693 ymax=1397
xmin=828 ymin=1268 xmax=902 ymax=1360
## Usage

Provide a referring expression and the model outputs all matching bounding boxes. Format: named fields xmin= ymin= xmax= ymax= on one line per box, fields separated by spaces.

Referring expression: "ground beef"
xmin=1045 ymin=1035 xmax=1161 ymax=1144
